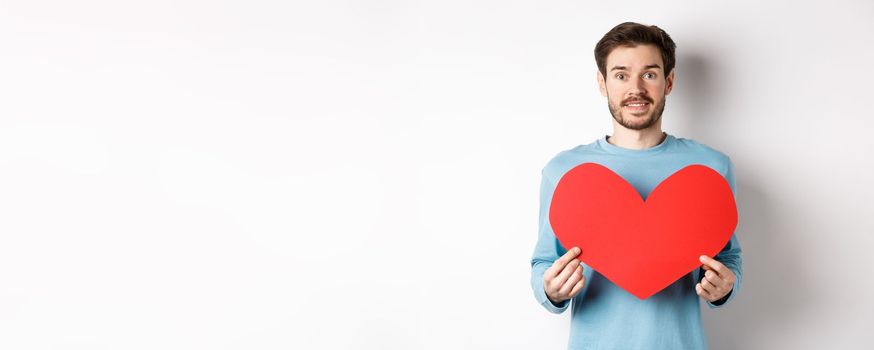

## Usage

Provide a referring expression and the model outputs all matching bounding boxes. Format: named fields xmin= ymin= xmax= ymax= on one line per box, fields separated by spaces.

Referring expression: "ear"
xmin=597 ymin=70 xmax=607 ymax=97
xmin=664 ymin=69 xmax=675 ymax=96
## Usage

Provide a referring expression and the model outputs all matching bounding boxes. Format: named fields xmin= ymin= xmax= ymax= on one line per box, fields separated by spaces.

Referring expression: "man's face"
xmin=597 ymin=44 xmax=674 ymax=131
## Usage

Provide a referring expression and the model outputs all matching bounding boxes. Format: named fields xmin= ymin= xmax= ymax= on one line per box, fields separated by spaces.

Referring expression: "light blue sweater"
xmin=530 ymin=133 xmax=743 ymax=350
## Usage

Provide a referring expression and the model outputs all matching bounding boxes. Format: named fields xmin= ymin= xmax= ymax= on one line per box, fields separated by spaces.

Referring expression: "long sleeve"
xmin=529 ymin=136 xmax=740 ymax=348
xmin=530 ymin=167 xmax=571 ymax=314
xmin=704 ymin=158 xmax=743 ymax=308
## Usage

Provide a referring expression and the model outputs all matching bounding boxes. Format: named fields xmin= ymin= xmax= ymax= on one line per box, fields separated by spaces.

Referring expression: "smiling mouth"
xmin=623 ymin=102 xmax=650 ymax=112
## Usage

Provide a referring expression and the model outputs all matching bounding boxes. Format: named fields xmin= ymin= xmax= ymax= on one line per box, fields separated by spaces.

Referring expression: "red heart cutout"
xmin=548 ymin=163 xmax=737 ymax=300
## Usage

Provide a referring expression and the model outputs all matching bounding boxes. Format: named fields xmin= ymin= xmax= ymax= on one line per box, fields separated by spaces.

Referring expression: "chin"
xmin=625 ymin=116 xmax=652 ymax=125
xmin=619 ymin=114 xmax=658 ymax=131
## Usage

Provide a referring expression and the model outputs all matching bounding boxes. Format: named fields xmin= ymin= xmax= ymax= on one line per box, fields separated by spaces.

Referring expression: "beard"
xmin=607 ymin=94 xmax=666 ymax=131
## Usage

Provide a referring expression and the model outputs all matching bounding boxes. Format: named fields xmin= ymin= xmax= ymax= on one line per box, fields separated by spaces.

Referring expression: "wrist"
xmin=711 ymin=288 xmax=733 ymax=305
xmin=547 ymin=295 xmax=567 ymax=307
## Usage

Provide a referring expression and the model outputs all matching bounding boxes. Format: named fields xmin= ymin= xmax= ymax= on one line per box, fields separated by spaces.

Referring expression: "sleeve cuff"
xmin=535 ymin=282 xmax=570 ymax=314
xmin=706 ymin=266 xmax=741 ymax=309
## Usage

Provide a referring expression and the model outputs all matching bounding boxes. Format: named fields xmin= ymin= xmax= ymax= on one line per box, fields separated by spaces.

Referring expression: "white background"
xmin=1 ymin=1 xmax=873 ymax=349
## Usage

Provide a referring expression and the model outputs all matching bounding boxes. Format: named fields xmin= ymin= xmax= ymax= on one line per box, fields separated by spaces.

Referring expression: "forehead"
xmin=606 ymin=44 xmax=664 ymax=70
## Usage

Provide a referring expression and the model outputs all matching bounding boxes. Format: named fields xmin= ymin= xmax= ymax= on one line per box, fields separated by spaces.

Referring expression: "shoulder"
xmin=672 ymin=136 xmax=734 ymax=174
xmin=540 ymin=142 xmax=600 ymax=180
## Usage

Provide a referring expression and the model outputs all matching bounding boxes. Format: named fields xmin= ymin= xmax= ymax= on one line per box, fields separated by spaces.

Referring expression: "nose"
xmin=628 ymin=75 xmax=646 ymax=94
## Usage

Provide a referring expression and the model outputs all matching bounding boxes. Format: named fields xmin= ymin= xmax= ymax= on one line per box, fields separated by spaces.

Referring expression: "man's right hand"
xmin=543 ymin=246 xmax=586 ymax=305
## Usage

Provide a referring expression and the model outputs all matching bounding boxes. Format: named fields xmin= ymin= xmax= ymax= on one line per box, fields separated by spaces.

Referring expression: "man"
xmin=530 ymin=22 xmax=743 ymax=349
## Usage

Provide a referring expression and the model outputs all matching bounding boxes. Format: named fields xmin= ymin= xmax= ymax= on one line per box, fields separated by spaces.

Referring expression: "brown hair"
xmin=594 ymin=22 xmax=676 ymax=79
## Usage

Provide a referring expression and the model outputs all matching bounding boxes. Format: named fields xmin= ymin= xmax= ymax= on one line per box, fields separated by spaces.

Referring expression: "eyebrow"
xmin=609 ymin=64 xmax=663 ymax=72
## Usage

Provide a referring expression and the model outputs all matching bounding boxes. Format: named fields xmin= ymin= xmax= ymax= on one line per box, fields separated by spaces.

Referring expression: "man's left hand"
xmin=695 ymin=255 xmax=735 ymax=303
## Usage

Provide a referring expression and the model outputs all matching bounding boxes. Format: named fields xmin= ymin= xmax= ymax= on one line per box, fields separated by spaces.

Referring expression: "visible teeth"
xmin=627 ymin=103 xmax=646 ymax=106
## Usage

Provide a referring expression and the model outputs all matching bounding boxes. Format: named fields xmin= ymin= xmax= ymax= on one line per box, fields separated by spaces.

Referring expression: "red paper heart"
xmin=548 ymin=163 xmax=737 ymax=299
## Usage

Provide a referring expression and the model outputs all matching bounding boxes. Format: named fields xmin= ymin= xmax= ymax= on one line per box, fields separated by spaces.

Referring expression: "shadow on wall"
xmin=677 ymin=52 xmax=814 ymax=350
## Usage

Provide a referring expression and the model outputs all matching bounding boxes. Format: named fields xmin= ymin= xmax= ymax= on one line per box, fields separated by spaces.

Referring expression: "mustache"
xmin=622 ymin=96 xmax=653 ymax=105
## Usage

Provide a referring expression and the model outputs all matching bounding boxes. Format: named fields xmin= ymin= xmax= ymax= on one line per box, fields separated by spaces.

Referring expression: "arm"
xmin=699 ymin=158 xmax=743 ymax=308
xmin=699 ymin=234 xmax=742 ymax=308
xmin=530 ymin=169 xmax=584 ymax=313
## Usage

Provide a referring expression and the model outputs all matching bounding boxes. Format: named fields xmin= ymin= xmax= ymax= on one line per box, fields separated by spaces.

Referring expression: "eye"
xmin=643 ymin=72 xmax=657 ymax=79
xmin=615 ymin=73 xmax=625 ymax=80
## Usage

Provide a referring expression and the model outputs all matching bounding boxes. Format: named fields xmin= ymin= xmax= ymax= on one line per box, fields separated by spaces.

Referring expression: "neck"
xmin=607 ymin=123 xmax=666 ymax=150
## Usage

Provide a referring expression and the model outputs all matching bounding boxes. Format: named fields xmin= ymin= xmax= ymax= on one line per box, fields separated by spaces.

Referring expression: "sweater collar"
xmin=596 ymin=132 xmax=673 ymax=156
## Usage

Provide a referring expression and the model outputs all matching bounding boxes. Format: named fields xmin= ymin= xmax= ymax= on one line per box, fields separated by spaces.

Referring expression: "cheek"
xmin=648 ymin=82 xmax=667 ymax=94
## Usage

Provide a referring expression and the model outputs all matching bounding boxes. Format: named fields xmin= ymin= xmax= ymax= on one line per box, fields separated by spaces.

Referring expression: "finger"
xmin=558 ymin=265 xmax=584 ymax=296
xmin=704 ymin=270 xmax=725 ymax=286
xmin=695 ymin=283 xmax=712 ymax=299
xmin=701 ymin=276 xmax=719 ymax=294
xmin=554 ymin=259 xmax=581 ymax=286
xmin=568 ymin=274 xmax=586 ymax=297
xmin=556 ymin=247 xmax=581 ymax=267
xmin=547 ymin=247 xmax=581 ymax=277
xmin=546 ymin=261 xmax=578 ymax=294
xmin=699 ymin=255 xmax=728 ymax=277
